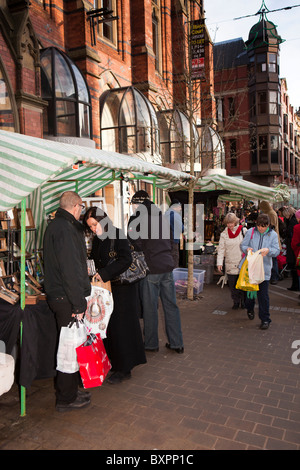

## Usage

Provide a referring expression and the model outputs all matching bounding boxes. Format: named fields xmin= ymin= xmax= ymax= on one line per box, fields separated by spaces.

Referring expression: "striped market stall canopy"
xmin=0 ymin=129 xmax=193 ymax=213
xmin=195 ymin=174 xmax=290 ymax=203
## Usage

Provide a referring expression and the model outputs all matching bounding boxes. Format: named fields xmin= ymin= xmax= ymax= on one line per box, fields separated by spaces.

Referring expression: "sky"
xmin=204 ymin=0 xmax=300 ymax=110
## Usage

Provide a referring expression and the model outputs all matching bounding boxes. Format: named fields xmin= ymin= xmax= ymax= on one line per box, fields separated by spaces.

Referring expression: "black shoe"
xmin=77 ymin=389 xmax=91 ymax=400
xmin=287 ymin=287 xmax=299 ymax=291
xmin=260 ymin=321 xmax=270 ymax=330
xmin=232 ymin=303 xmax=239 ymax=310
xmin=107 ymin=371 xmax=131 ymax=384
xmin=247 ymin=310 xmax=255 ymax=320
xmin=56 ymin=395 xmax=91 ymax=412
xmin=270 ymin=280 xmax=278 ymax=285
xmin=165 ymin=343 xmax=184 ymax=354
xmin=145 ymin=347 xmax=159 ymax=352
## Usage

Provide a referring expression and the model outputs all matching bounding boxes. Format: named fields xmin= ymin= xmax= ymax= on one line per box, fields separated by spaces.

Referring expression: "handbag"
xmin=108 ymin=240 xmax=149 ymax=284
xmin=84 ymin=275 xmax=114 ymax=338
xmin=56 ymin=319 xmax=87 ymax=374
xmin=76 ymin=333 xmax=111 ymax=388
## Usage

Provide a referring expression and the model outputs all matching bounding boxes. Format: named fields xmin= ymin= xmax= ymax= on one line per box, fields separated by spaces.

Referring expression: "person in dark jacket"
xmin=128 ymin=191 xmax=184 ymax=354
xmin=43 ymin=191 xmax=91 ymax=412
xmin=83 ymin=206 xmax=146 ymax=384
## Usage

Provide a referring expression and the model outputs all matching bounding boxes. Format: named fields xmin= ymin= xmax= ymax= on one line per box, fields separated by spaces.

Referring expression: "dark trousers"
xmin=48 ymin=300 xmax=81 ymax=405
xmin=227 ymin=274 xmax=245 ymax=305
xmin=245 ymin=280 xmax=271 ymax=324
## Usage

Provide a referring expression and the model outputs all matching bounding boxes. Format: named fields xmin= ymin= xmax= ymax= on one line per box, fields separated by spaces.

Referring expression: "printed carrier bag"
xmin=84 ymin=277 xmax=114 ymax=338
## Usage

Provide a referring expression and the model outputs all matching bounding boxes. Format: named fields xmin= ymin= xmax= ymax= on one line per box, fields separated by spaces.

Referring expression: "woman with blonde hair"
xmin=217 ymin=212 xmax=247 ymax=309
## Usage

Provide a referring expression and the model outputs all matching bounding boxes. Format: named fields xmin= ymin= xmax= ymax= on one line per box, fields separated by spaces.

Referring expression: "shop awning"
xmin=195 ymin=174 xmax=290 ymax=203
xmin=0 ymin=129 xmax=193 ymax=212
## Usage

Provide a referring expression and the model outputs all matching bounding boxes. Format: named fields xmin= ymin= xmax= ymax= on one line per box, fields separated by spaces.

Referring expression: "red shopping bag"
xmin=76 ymin=333 xmax=111 ymax=389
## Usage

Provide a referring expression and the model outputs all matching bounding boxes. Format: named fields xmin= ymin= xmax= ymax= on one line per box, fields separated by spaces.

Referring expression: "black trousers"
xmin=47 ymin=299 xmax=81 ymax=405
xmin=227 ymin=274 xmax=246 ymax=305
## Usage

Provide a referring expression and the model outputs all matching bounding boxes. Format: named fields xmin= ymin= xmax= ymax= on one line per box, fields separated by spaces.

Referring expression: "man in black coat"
xmin=43 ymin=191 xmax=91 ymax=412
xmin=128 ymin=191 xmax=184 ymax=354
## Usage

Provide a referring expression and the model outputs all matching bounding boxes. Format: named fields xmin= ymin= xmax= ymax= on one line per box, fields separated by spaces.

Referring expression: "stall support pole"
xmin=20 ymin=198 xmax=26 ymax=417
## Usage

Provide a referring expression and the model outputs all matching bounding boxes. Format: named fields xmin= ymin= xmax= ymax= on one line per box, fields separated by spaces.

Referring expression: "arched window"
xmin=157 ymin=109 xmax=200 ymax=165
xmin=0 ymin=59 xmax=18 ymax=132
xmin=100 ymin=86 xmax=159 ymax=158
xmin=40 ymin=47 xmax=92 ymax=140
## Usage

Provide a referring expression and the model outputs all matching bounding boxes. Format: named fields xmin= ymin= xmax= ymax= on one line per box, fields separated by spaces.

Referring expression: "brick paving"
xmin=0 ymin=276 xmax=299 ymax=451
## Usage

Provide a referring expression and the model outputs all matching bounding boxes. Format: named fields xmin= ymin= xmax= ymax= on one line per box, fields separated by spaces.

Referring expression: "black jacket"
xmin=128 ymin=199 xmax=174 ymax=274
xmin=43 ymin=208 xmax=91 ymax=313
xmin=90 ymin=227 xmax=132 ymax=282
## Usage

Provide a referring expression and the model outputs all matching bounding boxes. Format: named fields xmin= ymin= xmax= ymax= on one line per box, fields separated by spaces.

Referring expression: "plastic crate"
xmin=173 ymin=268 xmax=205 ymax=295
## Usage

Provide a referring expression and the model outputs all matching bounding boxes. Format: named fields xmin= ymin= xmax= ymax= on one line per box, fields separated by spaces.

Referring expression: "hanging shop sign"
xmin=190 ymin=19 xmax=205 ymax=80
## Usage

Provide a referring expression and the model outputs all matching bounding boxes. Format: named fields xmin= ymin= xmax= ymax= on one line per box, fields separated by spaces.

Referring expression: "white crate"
xmin=173 ymin=268 xmax=205 ymax=295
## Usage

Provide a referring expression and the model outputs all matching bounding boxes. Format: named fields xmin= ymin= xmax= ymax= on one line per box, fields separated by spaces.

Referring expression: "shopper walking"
xmin=83 ymin=206 xmax=146 ymax=384
xmin=240 ymin=213 xmax=280 ymax=329
xmin=259 ymin=201 xmax=281 ymax=284
xmin=43 ymin=191 xmax=91 ymax=412
xmin=217 ymin=212 xmax=247 ymax=309
xmin=128 ymin=190 xmax=184 ymax=353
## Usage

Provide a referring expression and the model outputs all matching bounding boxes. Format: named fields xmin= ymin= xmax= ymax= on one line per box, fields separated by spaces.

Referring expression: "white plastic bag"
xmin=84 ymin=284 xmax=114 ymax=339
xmin=56 ymin=319 xmax=87 ymax=373
xmin=247 ymin=250 xmax=265 ymax=285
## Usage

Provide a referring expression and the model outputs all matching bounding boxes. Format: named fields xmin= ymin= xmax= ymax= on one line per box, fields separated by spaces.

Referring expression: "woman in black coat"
xmin=83 ymin=207 xmax=146 ymax=384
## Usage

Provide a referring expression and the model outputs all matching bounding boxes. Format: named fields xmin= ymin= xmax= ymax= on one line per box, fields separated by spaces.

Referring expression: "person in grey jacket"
xmin=240 ymin=213 xmax=280 ymax=329
xmin=43 ymin=191 xmax=91 ymax=412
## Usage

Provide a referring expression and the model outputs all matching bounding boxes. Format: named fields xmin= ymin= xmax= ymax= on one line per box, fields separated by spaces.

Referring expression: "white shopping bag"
xmin=247 ymin=250 xmax=265 ymax=285
xmin=84 ymin=282 xmax=114 ymax=338
xmin=56 ymin=319 xmax=87 ymax=373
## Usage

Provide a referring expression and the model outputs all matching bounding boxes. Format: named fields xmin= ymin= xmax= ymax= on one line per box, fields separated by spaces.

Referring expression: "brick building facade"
xmin=213 ymin=8 xmax=300 ymax=204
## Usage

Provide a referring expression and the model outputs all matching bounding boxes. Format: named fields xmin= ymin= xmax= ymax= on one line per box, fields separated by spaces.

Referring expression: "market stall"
xmin=0 ymin=129 xmax=195 ymax=415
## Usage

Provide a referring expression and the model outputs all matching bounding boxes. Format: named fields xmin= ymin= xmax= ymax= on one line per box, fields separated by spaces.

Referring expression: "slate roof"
xmin=213 ymin=37 xmax=249 ymax=71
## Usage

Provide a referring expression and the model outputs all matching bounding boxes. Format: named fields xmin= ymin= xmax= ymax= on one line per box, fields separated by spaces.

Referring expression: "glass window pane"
xmin=40 ymin=52 xmax=53 ymax=99
xmin=56 ymin=101 xmax=76 ymax=136
xmin=54 ymin=50 xmax=75 ymax=99
xmin=120 ymin=91 xmax=135 ymax=127
xmin=79 ymin=103 xmax=90 ymax=138
xmin=120 ymin=126 xmax=136 ymax=153
xmin=71 ymin=63 xmax=89 ymax=103
xmin=0 ymin=75 xmax=15 ymax=132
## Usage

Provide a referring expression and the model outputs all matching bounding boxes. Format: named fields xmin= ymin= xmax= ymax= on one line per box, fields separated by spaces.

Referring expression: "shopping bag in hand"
xmin=56 ymin=319 xmax=87 ymax=374
xmin=76 ymin=333 xmax=111 ymax=388
xmin=247 ymin=250 xmax=265 ymax=284
xmin=84 ymin=276 xmax=114 ymax=338
xmin=236 ymin=258 xmax=259 ymax=293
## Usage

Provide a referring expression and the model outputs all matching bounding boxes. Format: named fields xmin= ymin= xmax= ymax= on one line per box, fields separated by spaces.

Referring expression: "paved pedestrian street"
xmin=0 ymin=276 xmax=299 ymax=451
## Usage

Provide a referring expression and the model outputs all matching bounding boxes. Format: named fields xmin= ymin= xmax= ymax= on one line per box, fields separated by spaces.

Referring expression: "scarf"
xmin=227 ymin=225 xmax=243 ymax=239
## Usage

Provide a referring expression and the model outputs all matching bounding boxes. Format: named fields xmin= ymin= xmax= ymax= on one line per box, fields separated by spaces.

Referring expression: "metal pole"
xmin=20 ymin=198 xmax=26 ymax=417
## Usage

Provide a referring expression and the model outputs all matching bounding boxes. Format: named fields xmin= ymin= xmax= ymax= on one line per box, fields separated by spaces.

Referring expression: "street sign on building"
xmin=190 ymin=19 xmax=205 ymax=80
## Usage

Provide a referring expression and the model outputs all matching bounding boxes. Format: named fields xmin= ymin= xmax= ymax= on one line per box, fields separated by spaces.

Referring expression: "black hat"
xmin=170 ymin=199 xmax=181 ymax=206
xmin=131 ymin=190 xmax=150 ymax=204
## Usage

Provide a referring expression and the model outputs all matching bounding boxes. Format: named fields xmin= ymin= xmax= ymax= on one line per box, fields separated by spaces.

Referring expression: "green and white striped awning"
xmin=195 ymin=174 xmax=290 ymax=203
xmin=0 ymin=129 xmax=193 ymax=212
